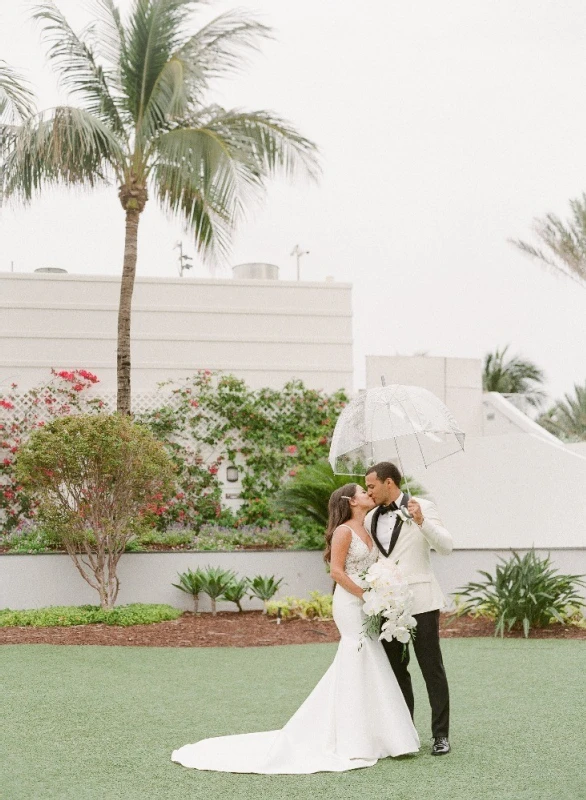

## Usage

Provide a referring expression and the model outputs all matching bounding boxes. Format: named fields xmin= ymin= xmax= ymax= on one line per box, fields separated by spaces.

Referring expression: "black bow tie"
xmin=379 ymin=501 xmax=399 ymax=515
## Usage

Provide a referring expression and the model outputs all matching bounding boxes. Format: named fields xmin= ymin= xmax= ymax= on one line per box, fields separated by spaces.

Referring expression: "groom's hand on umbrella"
xmin=407 ymin=499 xmax=424 ymax=525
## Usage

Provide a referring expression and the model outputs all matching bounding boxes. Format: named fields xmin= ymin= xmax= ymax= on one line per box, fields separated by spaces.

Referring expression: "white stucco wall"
xmin=0 ymin=272 xmax=353 ymax=394
xmin=1 ymin=549 xmax=584 ymax=610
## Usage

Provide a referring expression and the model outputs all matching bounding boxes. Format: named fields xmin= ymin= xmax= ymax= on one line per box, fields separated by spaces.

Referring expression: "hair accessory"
xmin=341 ymin=495 xmax=352 ymax=500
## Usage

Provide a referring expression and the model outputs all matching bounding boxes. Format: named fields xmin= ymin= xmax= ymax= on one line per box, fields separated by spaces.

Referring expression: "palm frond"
xmin=483 ymin=346 xmax=545 ymax=405
xmin=3 ymin=106 xmax=125 ymax=200
xmin=205 ymin=109 xmax=320 ymax=181
xmin=89 ymin=0 xmax=126 ymax=69
xmin=138 ymin=56 xmax=189 ymax=141
xmin=152 ymin=122 xmax=267 ymax=262
xmin=510 ymin=194 xmax=586 ymax=289
xmin=32 ymin=0 xmax=125 ymax=134
xmin=538 ymin=382 xmax=586 ymax=442
xmin=176 ymin=9 xmax=272 ymax=88
xmin=0 ymin=61 xmax=36 ymax=123
xmin=121 ymin=0 xmax=195 ymax=132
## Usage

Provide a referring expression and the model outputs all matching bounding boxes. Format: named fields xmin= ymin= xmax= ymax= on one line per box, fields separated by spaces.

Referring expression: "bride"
xmin=171 ymin=483 xmax=420 ymax=774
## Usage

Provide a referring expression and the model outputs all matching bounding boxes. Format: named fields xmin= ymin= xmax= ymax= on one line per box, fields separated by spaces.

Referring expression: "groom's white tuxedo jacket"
xmin=364 ymin=497 xmax=452 ymax=616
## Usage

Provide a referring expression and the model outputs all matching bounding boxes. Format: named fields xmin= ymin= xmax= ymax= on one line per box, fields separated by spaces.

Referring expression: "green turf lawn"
xmin=2 ymin=639 xmax=585 ymax=800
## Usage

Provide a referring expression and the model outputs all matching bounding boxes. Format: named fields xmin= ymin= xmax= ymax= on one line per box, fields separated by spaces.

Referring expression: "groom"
xmin=364 ymin=461 xmax=452 ymax=756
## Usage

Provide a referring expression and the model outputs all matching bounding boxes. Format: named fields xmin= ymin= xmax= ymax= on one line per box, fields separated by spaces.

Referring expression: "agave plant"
xmin=276 ymin=459 xmax=425 ymax=529
xmin=198 ymin=565 xmax=236 ymax=615
xmin=248 ymin=575 xmax=284 ymax=614
xmin=221 ymin=576 xmax=250 ymax=613
xmin=455 ymin=549 xmax=585 ymax=638
xmin=1 ymin=0 xmax=318 ymax=414
xmin=172 ymin=566 xmax=206 ymax=612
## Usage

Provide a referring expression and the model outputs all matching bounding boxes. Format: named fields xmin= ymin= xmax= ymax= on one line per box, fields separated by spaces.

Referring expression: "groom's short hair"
xmin=366 ymin=461 xmax=402 ymax=487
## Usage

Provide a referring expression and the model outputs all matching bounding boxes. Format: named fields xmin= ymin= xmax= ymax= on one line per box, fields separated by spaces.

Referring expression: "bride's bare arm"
xmin=329 ymin=527 xmax=364 ymax=598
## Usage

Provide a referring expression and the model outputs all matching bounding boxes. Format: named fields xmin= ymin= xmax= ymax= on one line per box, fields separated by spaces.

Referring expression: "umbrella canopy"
xmin=329 ymin=384 xmax=465 ymax=476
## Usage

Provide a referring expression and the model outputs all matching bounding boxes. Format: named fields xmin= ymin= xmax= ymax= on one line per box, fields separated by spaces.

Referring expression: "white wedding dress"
xmin=171 ymin=529 xmax=420 ymax=774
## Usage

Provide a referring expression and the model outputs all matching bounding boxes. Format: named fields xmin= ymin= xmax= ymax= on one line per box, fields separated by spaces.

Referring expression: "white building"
xmin=0 ymin=266 xmax=353 ymax=394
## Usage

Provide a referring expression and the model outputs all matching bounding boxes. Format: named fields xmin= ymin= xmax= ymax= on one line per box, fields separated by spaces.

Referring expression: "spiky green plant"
xmin=198 ymin=565 xmax=236 ymax=615
xmin=1 ymin=0 xmax=318 ymax=414
xmin=537 ymin=381 xmax=586 ymax=442
xmin=455 ymin=550 xmax=585 ymax=638
xmin=276 ymin=459 xmax=425 ymax=529
xmin=172 ymin=566 xmax=206 ymax=612
xmin=248 ymin=575 xmax=284 ymax=614
xmin=221 ymin=576 xmax=250 ymax=612
xmin=510 ymin=193 xmax=586 ymax=289
xmin=482 ymin=346 xmax=546 ymax=407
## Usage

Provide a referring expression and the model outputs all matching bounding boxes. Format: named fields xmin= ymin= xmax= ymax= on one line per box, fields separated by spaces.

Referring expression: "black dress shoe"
xmin=431 ymin=737 xmax=451 ymax=755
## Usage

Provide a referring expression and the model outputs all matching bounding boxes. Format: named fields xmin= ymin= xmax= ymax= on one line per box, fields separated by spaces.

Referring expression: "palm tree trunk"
xmin=117 ymin=206 xmax=140 ymax=415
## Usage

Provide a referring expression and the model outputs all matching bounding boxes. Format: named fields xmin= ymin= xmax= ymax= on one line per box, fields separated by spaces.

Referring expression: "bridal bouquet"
xmin=360 ymin=560 xmax=417 ymax=648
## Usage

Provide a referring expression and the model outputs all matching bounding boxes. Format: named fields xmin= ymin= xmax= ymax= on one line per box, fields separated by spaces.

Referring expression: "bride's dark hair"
xmin=324 ymin=483 xmax=358 ymax=563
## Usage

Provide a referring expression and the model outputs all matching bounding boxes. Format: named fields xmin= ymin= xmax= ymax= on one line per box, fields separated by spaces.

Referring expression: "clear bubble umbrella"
xmin=329 ymin=384 xmax=465 ymax=480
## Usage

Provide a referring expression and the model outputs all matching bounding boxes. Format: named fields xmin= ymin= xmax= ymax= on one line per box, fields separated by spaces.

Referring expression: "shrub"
xmin=0 ymin=604 xmax=181 ymax=627
xmin=15 ymin=414 xmax=175 ymax=609
xmin=193 ymin=523 xmax=295 ymax=551
xmin=455 ymin=549 xmax=586 ymax=637
xmin=0 ymin=369 xmax=104 ymax=532
xmin=266 ymin=591 xmax=333 ymax=620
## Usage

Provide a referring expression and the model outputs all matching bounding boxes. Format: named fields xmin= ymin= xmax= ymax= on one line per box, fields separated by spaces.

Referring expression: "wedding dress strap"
xmin=338 ymin=524 xmax=356 ymax=535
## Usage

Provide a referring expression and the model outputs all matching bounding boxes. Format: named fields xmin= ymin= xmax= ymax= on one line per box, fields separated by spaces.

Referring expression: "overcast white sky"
xmin=1 ymin=0 xmax=585 ymax=400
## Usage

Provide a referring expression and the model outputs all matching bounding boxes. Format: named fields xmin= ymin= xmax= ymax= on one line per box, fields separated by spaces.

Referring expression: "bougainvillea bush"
xmin=138 ymin=372 xmax=347 ymax=532
xmin=1 ymin=369 xmax=347 ymax=550
xmin=0 ymin=369 xmax=104 ymax=533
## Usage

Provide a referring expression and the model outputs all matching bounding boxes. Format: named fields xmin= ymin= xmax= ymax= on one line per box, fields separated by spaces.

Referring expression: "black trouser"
xmin=381 ymin=609 xmax=450 ymax=738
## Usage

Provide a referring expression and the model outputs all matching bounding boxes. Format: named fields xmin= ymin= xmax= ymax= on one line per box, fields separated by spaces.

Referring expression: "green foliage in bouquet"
xmin=0 ymin=604 xmax=181 ymax=627
xmin=266 ymin=591 xmax=333 ymax=620
xmin=455 ymin=549 xmax=586 ymax=638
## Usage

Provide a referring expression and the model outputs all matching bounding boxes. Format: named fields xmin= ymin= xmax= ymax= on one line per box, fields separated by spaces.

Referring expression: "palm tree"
xmin=510 ymin=195 xmax=586 ymax=290
xmin=537 ymin=382 xmax=586 ymax=442
xmin=1 ymin=0 xmax=318 ymax=414
xmin=482 ymin=346 xmax=546 ymax=408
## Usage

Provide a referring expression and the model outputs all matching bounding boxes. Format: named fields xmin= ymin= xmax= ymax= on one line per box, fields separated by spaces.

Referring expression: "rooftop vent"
xmin=232 ymin=262 xmax=279 ymax=280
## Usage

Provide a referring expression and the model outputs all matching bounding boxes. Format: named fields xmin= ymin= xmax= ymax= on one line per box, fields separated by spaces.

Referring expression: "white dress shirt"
xmin=375 ymin=492 xmax=405 ymax=551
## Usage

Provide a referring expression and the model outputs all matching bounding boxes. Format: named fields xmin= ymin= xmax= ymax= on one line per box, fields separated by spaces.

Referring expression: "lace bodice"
xmin=342 ymin=526 xmax=378 ymax=576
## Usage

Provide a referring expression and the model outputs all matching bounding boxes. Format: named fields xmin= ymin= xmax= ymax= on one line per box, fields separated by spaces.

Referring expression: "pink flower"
xmin=0 ymin=399 xmax=14 ymax=410
xmin=57 ymin=371 xmax=75 ymax=382
xmin=189 ymin=400 xmax=199 ymax=407
xmin=286 ymin=445 xmax=298 ymax=455
xmin=289 ymin=469 xmax=298 ymax=477
xmin=78 ymin=370 xmax=99 ymax=383
xmin=72 ymin=384 xmax=84 ymax=392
